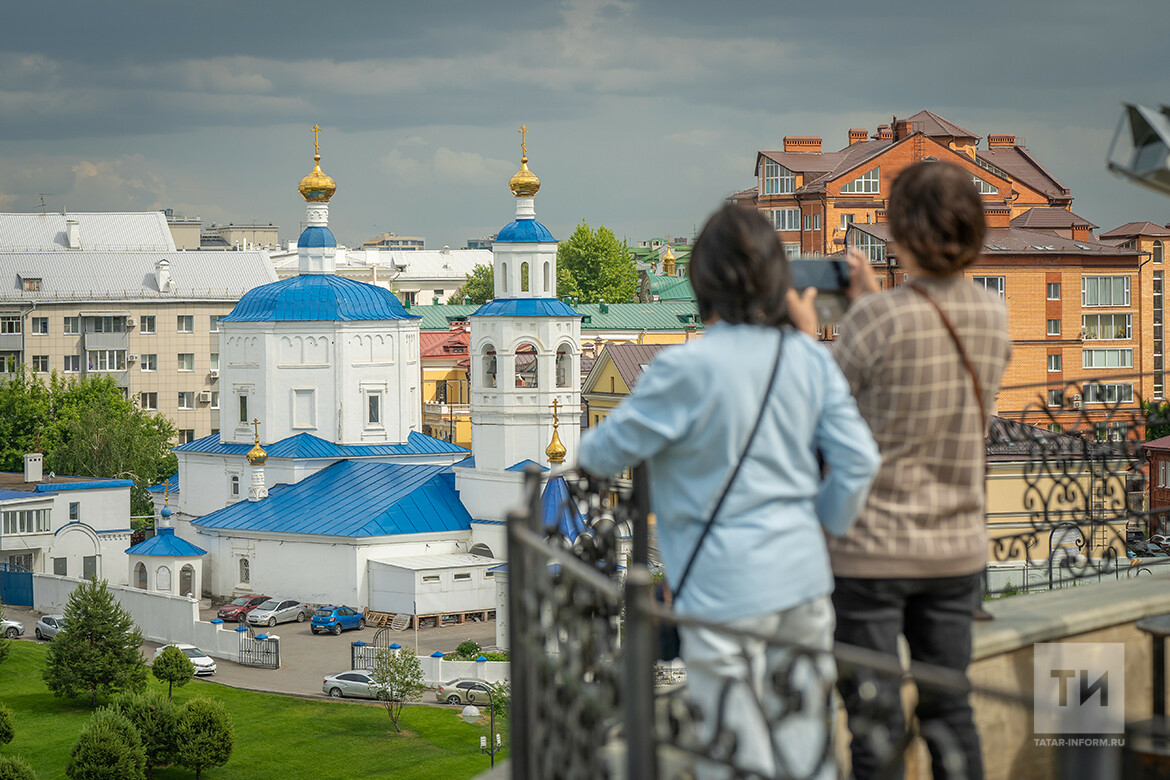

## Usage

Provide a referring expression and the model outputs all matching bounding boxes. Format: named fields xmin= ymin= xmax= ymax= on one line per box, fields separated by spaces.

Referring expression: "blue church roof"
xmin=470 ymin=298 xmax=579 ymax=318
xmin=125 ymin=527 xmax=207 ymax=557
xmin=542 ymin=476 xmax=588 ymax=541
xmin=496 ymin=218 xmax=555 ymax=243
xmin=505 ymin=459 xmax=547 ymax=472
xmin=221 ymin=274 xmax=420 ymax=323
xmin=146 ymin=473 xmax=180 ymax=495
xmin=297 ymin=225 xmax=336 ymax=248
xmin=193 ymin=461 xmax=473 ymax=537
xmin=172 ymin=430 xmax=466 ymax=458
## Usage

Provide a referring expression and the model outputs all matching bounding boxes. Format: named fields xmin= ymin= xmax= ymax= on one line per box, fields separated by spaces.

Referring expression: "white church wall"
xmin=367 ymin=557 xmax=499 ymax=614
xmin=455 ymin=469 xmax=527 ymax=524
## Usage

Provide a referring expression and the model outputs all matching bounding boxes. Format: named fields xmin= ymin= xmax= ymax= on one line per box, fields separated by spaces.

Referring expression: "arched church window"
xmin=156 ymin=565 xmax=172 ymax=592
xmin=1156 ymin=240 xmax=1164 ymax=264
xmin=180 ymin=564 xmax=195 ymax=598
xmin=482 ymin=345 xmax=497 ymax=389
xmin=521 ymin=262 xmax=530 ymax=292
xmin=556 ymin=345 xmax=573 ymax=388
xmin=515 ymin=342 xmax=539 ymax=388
xmin=470 ymin=542 xmax=493 ymax=558
xmin=239 ymin=557 xmax=250 ymax=584
xmin=501 ymin=262 xmax=508 ymax=293
xmin=544 ymin=262 xmax=551 ymax=294
xmin=231 ymin=475 xmax=240 ymax=498
xmin=135 ymin=562 xmax=147 ymax=590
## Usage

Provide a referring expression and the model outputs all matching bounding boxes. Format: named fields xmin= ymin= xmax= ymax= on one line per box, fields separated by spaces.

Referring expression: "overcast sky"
xmin=1 ymin=0 xmax=1166 ymax=250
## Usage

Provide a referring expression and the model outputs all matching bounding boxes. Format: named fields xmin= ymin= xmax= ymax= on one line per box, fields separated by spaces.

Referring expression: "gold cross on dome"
xmin=519 ymin=125 xmax=528 ymax=157
xmin=549 ymin=398 xmax=560 ymax=427
xmin=251 ymin=417 xmax=262 ymax=443
xmin=311 ymin=124 xmax=322 ymax=156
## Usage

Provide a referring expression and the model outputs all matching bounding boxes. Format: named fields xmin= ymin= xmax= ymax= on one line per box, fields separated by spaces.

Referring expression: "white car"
xmin=35 ymin=615 xmax=65 ymax=640
xmin=153 ymin=643 xmax=217 ymax=675
xmin=247 ymin=598 xmax=309 ymax=627
xmin=1 ymin=618 xmax=23 ymax=640
xmin=322 ymin=670 xmax=387 ymax=699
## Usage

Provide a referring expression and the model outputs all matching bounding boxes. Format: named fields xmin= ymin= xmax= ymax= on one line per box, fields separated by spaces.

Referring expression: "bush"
xmin=0 ymin=704 xmax=12 ymax=745
xmin=66 ymin=709 xmax=146 ymax=780
xmin=454 ymin=641 xmax=481 ymax=659
xmin=105 ymin=692 xmax=180 ymax=779
xmin=150 ymin=646 xmax=194 ymax=700
xmin=176 ymin=698 xmax=233 ymax=780
xmin=0 ymin=755 xmax=36 ymax=780
xmin=370 ymin=649 xmax=427 ymax=733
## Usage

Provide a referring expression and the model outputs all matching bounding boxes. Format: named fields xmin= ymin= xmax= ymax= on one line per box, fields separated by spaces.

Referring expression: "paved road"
xmin=3 ymin=604 xmax=500 ymax=702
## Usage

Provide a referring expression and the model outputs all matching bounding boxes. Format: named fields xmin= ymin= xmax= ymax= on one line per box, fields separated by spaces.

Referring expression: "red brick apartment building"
xmin=737 ymin=110 xmax=1164 ymax=432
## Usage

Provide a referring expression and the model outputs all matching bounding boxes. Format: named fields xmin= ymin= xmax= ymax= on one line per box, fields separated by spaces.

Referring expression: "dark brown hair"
xmin=689 ymin=204 xmax=791 ymax=327
xmin=888 ymin=161 xmax=986 ymax=276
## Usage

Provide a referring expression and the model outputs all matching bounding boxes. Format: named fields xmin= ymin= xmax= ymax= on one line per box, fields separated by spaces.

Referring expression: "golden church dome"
xmin=247 ymin=440 xmax=268 ymax=466
xmin=509 ymin=124 xmax=540 ymax=197
xmin=298 ymin=124 xmax=336 ymax=202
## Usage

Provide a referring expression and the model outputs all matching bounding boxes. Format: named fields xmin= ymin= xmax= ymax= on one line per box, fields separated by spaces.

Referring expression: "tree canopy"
xmin=66 ymin=708 xmax=146 ymax=780
xmin=106 ymin=692 xmax=180 ymax=779
xmin=450 ymin=263 xmax=495 ymax=306
xmin=370 ymin=648 xmax=427 ymax=733
xmin=0 ymin=372 xmax=176 ymax=516
xmin=556 ymin=221 xmax=638 ymax=304
xmin=176 ymin=698 xmax=233 ymax=780
xmin=44 ymin=579 xmax=148 ymax=707
xmin=151 ymin=646 xmax=195 ymax=699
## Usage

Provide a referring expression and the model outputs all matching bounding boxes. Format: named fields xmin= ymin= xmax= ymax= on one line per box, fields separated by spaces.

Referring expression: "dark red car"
xmin=217 ymin=594 xmax=269 ymax=623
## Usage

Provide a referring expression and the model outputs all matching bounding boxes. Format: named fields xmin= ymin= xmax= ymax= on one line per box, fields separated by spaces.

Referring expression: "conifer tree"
xmin=43 ymin=579 xmax=147 ymax=707
xmin=176 ymin=698 xmax=233 ymax=780
xmin=66 ymin=708 xmax=146 ymax=780
xmin=151 ymin=646 xmax=194 ymax=700
xmin=0 ymin=754 xmax=36 ymax=780
xmin=106 ymin=692 xmax=180 ymax=779
xmin=0 ymin=704 xmax=13 ymax=745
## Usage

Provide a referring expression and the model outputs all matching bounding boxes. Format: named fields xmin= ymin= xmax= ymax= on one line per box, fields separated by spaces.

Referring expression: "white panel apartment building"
xmin=0 ymin=212 xmax=276 ymax=442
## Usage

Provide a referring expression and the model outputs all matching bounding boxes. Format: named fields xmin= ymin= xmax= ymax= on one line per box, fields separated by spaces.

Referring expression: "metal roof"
xmin=193 ymin=461 xmax=473 ymax=537
xmin=0 ymin=489 xmax=32 ymax=501
xmin=368 ymin=553 xmax=503 ymax=570
xmin=146 ymin=473 xmax=180 ymax=494
xmin=221 ymin=274 xmax=420 ymax=322
xmin=542 ymin=476 xmax=586 ymax=541
xmin=416 ymin=300 xmax=702 ymax=332
xmin=0 ymin=212 xmax=175 ymax=252
xmin=645 ymin=273 xmax=695 ymax=301
xmin=0 ymin=250 xmax=276 ymax=302
xmin=33 ymin=480 xmax=134 ymax=492
xmin=505 ymin=459 xmax=547 ymax=472
xmin=471 ymin=298 xmax=579 ymax=318
xmin=297 ymin=226 xmax=336 ymax=248
xmin=125 ymin=527 xmax=207 ymax=557
xmin=496 ymin=218 xmax=555 ymax=243
xmin=173 ymin=430 xmax=466 ymax=458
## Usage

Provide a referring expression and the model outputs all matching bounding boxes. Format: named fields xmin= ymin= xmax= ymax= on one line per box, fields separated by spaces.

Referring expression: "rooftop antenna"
xmin=38 ymin=194 xmax=54 ymax=215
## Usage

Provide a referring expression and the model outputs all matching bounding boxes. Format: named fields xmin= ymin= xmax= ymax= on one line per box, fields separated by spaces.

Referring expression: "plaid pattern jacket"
xmin=828 ymin=275 xmax=1011 ymax=578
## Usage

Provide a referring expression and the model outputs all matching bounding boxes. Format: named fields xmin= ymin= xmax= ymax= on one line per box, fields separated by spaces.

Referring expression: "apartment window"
xmin=63 ymin=355 xmax=80 ymax=373
xmin=177 ymin=392 xmax=194 ymax=410
xmin=88 ymin=316 xmax=126 ymax=333
xmin=1155 ymin=241 xmax=1164 ymax=264
xmin=1047 ymin=282 xmax=1061 ymax=300
xmin=63 ymin=316 xmax=80 ymax=334
xmin=140 ymin=392 xmax=157 ymax=410
xmin=177 ymin=315 xmax=194 ymax=333
xmin=783 ymin=243 xmax=801 ymax=257
xmin=0 ymin=353 xmax=17 ymax=373
xmin=813 ymin=214 xmax=821 ymax=231
xmin=210 ymin=353 xmax=219 ymax=372
xmin=1082 ymin=276 xmax=1130 ymax=307
xmin=771 ymin=208 xmax=800 ymax=231
xmin=69 ymin=502 xmax=79 ymax=521
xmin=971 ymin=176 xmax=998 ymax=194
xmin=0 ymin=317 xmax=20 ymax=334
xmin=973 ymin=276 xmax=1005 ymax=299
xmin=840 ymin=213 xmax=855 ymax=231
xmin=1082 ymin=348 xmax=1134 ymax=369
xmin=87 ymin=350 xmax=126 ymax=371
xmin=1082 ymin=382 xmax=1134 ymax=404
xmin=1048 ymin=354 xmax=1062 ymax=372
xmin=32 ymin=355 xmax=49 ymax=372
xmin=177 ymin=353 xmax=194 ymax=371
xmin=1047 ymin=319 xmax=1061 ymax=336
xmin=140 ymin=353 xmax=157 ymax=372
xmin=1047 ymin=423 xmax=1064 ymax=433
xmin=179 ymin=429 xmax=196 ymax=444
xmin=803 ymin=214 xmax=811 ymax=231
xmin=851 ymin=231 xmax=886 ymax=263
xmin=1048 ymin=389 xmax=1064 ymax=407
xmin=763 ymin=160 xmax=795 ymax=195
xmin=841 ymin=167 xmax=880 ymax=194
xmin=30 ymin=317 xmax=48 ymax=335
xmin=368 ymin=393 xmax=382 ymax=425
xmin=1082 ymin=313 xmax=1131 ymax=340
xmin=209 ymin=316 xmax=220 ymax=333
xmin=210 ymin=391 xmax=219 ymax=409
xmin=139 ymin=315 xmax=156 ymax=334
xmin=239 ymin=394 xmax=248 ymax=424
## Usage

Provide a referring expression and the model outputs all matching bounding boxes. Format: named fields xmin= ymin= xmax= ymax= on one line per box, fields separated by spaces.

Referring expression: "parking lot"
xmin=3 ymin=604 xmax=500 ymax=701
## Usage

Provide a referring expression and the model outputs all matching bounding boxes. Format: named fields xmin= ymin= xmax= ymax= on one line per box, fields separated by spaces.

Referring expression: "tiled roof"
xmin=850 ymin=223 xmax=1137 ymax=256
xmin=420 ymin=326 xmax=470 ymax=359
xmin=193 ymin=461 xmax=473 ymax=537
xmin=125 ymin=527 xmax=206 ymax=557
xmin=470 ymin=298 xmax=579 ymax=317
xmin=0 ymin=212 xmax=175 ymax=252
xmin=976 ymin=147 xmax=1070 ymax=200
xmin=222 ymin=274 xmax=419 ymax=322
xmin=1010 ymin=208 xmax=1097 ymax=230
xmin=903 ymin=110 xmax=980 ymax=140
xmin=173 ymin=430 xmax=466 ymax=458
xmin=604 ymin=343 xmax=671 ymax=392
xmin=1100 ymin=222 xmax=1170 ymax=239
xmin=0 ymin=250 xmax=275 ymax=302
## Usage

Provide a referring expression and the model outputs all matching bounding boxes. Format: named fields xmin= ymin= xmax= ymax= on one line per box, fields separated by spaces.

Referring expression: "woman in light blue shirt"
xmin=578 ymin=205 xmax=879 ymax=780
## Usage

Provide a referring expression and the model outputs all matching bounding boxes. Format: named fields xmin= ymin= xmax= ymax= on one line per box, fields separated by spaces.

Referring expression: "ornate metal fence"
xmin=237 ymin=629 xmax=280 ymax=669
xmin=351 ymin=627 xmax=398 ymax=670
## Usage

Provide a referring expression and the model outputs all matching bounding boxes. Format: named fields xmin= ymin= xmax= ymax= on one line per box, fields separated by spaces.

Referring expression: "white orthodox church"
xmin=160 ymin=129 xmax=580 ymax=617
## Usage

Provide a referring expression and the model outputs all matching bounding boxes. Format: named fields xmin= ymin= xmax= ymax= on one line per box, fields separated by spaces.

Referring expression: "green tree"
xmin=106 ymin=692 xmax=180 ymax=779
xmin=487 ymin=680 xmax=510 ymax=718
xmin=0 ymin=755 xmax=36 ymax=780
xmin=176 ymin=698 xmax=233 ymax=780
xmin=66 ymin=709 xmax=146 ymax=780
xmin=1146 ymin=400 xmax=1170 ymax=440
xmin=370 ymin=648 xmax=427 ymax=733
xmin=43 ymin=579 xmax=148 ymax=707
xmin=151 ymin=646 xmax=194 ymax=700
xmin=449 ymin=263 xmax=495 ymax=305
xmin=0 ymin=704 xmax=12 ymax=745
xmin=556 ymin=221 xmax=638 ymax=304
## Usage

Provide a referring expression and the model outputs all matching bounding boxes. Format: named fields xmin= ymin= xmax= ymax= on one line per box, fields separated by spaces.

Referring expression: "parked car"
xmin=435 ymin=677 xmax=493 ymax=705
xmin=152 ymin=643 xmax=217 ymax=675
xmin=35 ymin=615 xmax=65 ymax=640
xmin=217 ymin=594 xmax=269 ymax=623
xmin=310 ymin=606 xmax=365 ymax=635
xmin=1 ymin=618 xmax=23 ymax=640
xmin=322 ymin=670 xmax=386 ymax=699
xmin=247 ymin=598 xmax=310 ymax=627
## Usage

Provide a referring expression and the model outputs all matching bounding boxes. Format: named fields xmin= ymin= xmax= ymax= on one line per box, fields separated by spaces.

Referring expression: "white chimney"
xmin=65 ymin=219 xmax=81 ymax=249
xmin=156 ymin=259 xmax=174 ymax=293
xmin=23 ymin=453 xmax=43 ymax=483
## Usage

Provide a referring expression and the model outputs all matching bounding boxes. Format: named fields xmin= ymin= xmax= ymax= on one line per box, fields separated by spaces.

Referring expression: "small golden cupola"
xmin=662 ymin=236 xmax=677 ymax=277
xmin=246 ymin=418 xmax=268 ymax=466
xmin=298 ymin=124 xmax=337 ymax=203
xmin=509 ymin=124 xmax=541 ymax=198
xmin=545 ymin=399 xmax=567 ymax=465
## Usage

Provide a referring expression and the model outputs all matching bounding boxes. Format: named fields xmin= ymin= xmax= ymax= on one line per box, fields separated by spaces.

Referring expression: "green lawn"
xmin=0 ymin=642 xmax=506 ymax=779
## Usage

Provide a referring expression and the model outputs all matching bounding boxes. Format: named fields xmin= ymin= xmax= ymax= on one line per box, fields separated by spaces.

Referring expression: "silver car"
xmin=322 ymin=670 xmax=386 ymax=699
xmin=35 ymin=614 xmax=65 ymax=640
xmin=247 ymin=598 xmax=310 ymax=627
xmin=1 ymin=618 xmax=23 ymax=640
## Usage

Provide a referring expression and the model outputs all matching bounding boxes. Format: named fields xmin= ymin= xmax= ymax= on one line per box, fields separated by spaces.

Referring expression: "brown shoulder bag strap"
xmin=907 ymin=282 xmax=986 ymax=430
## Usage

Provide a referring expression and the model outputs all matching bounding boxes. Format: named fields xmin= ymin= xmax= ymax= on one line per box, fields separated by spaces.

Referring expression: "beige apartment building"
xmin=0 ymin=212 xmax=276 ymax=443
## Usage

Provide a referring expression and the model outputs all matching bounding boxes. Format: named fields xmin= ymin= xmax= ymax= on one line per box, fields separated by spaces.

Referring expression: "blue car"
xmin=311 ymin=606 xmax=366 ymax=635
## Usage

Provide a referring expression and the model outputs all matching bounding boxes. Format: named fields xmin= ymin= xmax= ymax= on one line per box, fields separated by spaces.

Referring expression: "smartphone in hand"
xmin=789 ymin=257 xmax=852 ymax=324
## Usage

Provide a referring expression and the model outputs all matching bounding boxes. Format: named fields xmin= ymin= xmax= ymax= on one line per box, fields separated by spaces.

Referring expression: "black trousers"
xmin=833 ymin=573 xmax=984 ymax=780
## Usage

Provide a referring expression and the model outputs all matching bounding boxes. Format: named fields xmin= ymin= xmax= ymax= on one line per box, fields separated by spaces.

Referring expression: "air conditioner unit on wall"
xmin=197 ymin=391 xmax=212 ymax=403
xmin=209 ymin=369 xmax=219 ymax=379
xmin=1072 ymin=394 xmax=1082 ymax=409
xmin=125 ymin=317 xmax=136 ymax=327
xmin=127 ymin=354 xmax=139 ymax=362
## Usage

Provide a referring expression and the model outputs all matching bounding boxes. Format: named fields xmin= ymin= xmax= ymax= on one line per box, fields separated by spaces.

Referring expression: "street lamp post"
xmin=461 ymin=688 xmax=503 ymax=768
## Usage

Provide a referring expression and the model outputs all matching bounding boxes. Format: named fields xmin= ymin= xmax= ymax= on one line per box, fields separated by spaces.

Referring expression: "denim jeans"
xmin=680 ymin=595 xmax=837 ymax=780
xmin=833 ymin=573 xmax=984 ymax=780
